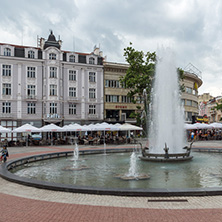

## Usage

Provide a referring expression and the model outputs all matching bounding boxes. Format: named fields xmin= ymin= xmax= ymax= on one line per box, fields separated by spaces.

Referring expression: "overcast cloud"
xmin=0 ymin=0 xmax=222 ymax=97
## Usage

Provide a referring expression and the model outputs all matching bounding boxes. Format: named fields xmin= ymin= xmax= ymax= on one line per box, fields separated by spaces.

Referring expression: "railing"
xmin=43 ymin=114 xmax=63 ymax=121
xmin=0 ymin=113 xmax=13 ymax=118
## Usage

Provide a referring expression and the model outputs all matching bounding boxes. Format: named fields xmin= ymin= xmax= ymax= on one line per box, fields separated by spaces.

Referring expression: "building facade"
xmin=199 ymin=95 xmax=222 ymax=123
xmin=103 ymin=62 xmax=143 ymax=123
xmin=181 ymin=67 xmax=203 ymax=123
xmin=0 ymin=31 xmax=104 ymax=140
xmin=104 ymin=62 xmax=203 ymax=124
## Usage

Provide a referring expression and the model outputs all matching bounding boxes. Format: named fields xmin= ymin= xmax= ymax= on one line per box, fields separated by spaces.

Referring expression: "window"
xmin=2 ymin=83 xmax=11 ymax=95
xmin=2 ymin=102 xmax=11 ymax=113
xmin=89 ymin=105 xmax=96 ymax=114
xmin=27 ymin=85 xmax=36 ymax=98
xmin=122 ymin=96 xmax=132 ymax=103
xmin=49 ymin=67 xmax=57 ymax=78
xmin=192 ymin=101 xmax=198 ymax=108
xmin=105 ymin=80 xmax=120 ymax=88
xmin=69 ymin=70 xmax=76 ymax=81
xmin=69 ymin=87 xmax=76 ymax=97
xmin=28 ymin=50 xmax=35 ymax=59
xmin=89 ymin=57 xmax=95 ymax=64
xmin=69 ymin=104 xmax=76 ymax=115
xmin=136 ymin=96 xmax=143 ymax=104
xmin=186 ymin=87 xmax=192 ymax=94
xmin=192 ymin=89 xmax=197 ymax=95
xmin=106 ymin=95 xmax=119 ymax=102
xmin=27 ymin=67 xmax=36 ymax=78
xmin=181 ymin=99 xmax=185 ymax=106
xmin=49 ymin=53 xmax=56 ymax=60
xmin=186 ymin=100 xmax=192 ymax=106
xmin=187 ymin=112 xmax=192 ymax=122
xmin=27 ymin=102 xmax=36 ymax=114
xmin=50 ymin=103 xmax=57 ymax=114
xmin=89 ymin=72 xmax=96 ymax=82
xmin=2 ymin=65 xmax=11 ymax=76
xmin=49 ymin=85 xmax=57 ymax=96
xmin=69 ymin=55 xmax=75 ymax=62
xmin=4 ymin=48 xmax=11 ymax=56
xmin=89 ymin=88 xmax=96 ymax=99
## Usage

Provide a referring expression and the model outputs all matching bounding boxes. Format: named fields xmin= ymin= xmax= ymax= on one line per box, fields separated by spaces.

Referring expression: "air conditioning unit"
xmin=121 ymin=113 xmax=126 ymax=121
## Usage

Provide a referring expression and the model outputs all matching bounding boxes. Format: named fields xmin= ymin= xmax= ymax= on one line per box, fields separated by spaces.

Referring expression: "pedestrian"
xmin=1 ymin=145 xmax=9 ymax=162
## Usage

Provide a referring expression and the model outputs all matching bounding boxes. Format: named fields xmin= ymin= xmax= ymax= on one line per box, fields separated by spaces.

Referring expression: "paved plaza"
xmin=1 ymin=141 xmax=222 ymax=221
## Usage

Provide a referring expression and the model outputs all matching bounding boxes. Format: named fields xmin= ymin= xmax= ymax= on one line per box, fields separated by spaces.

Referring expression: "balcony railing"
xmin=26 ymin=95 xmax=37 ymax=100
xmin=43 ymin=114 xmax=63 ymax=122
xmin=0 ymin=113 xmax=13 ymax=118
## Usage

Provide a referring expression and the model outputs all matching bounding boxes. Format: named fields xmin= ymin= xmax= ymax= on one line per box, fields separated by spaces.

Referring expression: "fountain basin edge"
xmin=1 ymin=149 xmax=222 ymax=197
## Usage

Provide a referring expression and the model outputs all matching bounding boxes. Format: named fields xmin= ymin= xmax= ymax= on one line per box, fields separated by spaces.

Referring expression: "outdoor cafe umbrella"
xmin=117 ymin=123 xmax=143 ymax=131
xmin=13 ymin=123 xmax=41 ymax=133
xmin=193 ymin=123 xmax=212 ymax=129
xmin=39 ymin=123 xmax=64 ymax=132
xmin=92 ymin=122 xmax=119 ymax=131
xmin=65 ymin=123 xmax=88 ymax=132
xmin=184 ymin=123 xmax=197 ymax=130
xmin=210 ymin=122 xmax=222 ymax=129
xmin=13 ymin=123 xmax=41 ymax=146
xmin=39 ymin=123 xmax=65 ymax=145
xmin=0 ymin=125 xmax=11 ymax=133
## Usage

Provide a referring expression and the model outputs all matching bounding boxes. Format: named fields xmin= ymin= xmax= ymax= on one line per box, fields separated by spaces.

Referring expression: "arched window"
xmin=49 ymin=53 xmax=56 ymax=60
xmin=89 ymin=57 xmax=95 ymax=64
xmin=4 ymin=48 xmax=11 ymax=56
xmin=28 ymin=50 xmax=35 ymax=59
xmin=69 ymin=55 xmax=75 ymax=62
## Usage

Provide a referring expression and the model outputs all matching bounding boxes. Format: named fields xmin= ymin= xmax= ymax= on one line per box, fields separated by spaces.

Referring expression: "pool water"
xmin=10 ymin=152 xmax=222 ymax=189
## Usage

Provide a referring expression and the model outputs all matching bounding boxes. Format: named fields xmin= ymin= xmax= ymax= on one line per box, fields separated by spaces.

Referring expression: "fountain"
xmin=140 ymin=47 xmax=193 ymax=162
xmin=5 ymin=48 xmax=217 ymax=197
xmin=114 ymin=150 xmax=150 ymax=180
xmin=62 ymin=138 xmax=89 ymax=171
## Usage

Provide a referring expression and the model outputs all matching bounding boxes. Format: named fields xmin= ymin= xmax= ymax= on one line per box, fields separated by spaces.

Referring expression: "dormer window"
xmin=89 ymin=57 xmax=95 ymax=64
xmin=49 ymin=53 xmax=56 ymax=60
xmin=69 ymin=55 xmax=75 ymax=62
xmin=28 ymin=50 xmax=35 ymax=59
xmin=4 ymin=48 xmax=11 ymax=56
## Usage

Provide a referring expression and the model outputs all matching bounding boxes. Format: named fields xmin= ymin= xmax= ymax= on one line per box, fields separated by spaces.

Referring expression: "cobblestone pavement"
xmin=1 ymin=141 xmax=222 ymax=221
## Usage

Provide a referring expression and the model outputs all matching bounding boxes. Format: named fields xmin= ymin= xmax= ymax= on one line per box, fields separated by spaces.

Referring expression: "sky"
xmin=0 ymin=0 xmax=222 ymax=97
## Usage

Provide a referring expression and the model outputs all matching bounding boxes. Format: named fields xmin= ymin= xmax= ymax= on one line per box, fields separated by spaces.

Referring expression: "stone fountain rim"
xmin=1 ymin=149 xmax=222 ymax=197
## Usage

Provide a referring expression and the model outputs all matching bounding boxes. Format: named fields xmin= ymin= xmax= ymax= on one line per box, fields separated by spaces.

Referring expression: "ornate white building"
xmin=0 ymin=31 xmax=104 ymax=140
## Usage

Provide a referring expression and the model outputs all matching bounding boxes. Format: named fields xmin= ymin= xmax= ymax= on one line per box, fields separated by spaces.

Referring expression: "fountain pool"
xmin=9 ymin=151 xmax=222 ymax=190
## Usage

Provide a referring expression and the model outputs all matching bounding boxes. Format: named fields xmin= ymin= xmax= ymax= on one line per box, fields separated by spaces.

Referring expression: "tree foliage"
xmin=120 ymin=42 xmax=156 ymax=105
xmin=214 ymin=100 xmax=222 ymax=111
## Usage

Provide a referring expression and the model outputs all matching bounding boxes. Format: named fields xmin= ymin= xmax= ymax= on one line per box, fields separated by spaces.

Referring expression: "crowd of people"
xmin=187 ymin=129 xmax=222 ymax=141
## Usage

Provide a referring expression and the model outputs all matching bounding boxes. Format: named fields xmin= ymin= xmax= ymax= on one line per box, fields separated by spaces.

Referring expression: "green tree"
xmin=120 ymin=43 xmax=156 ymax=134
xmin=214 ymin=100 xmax=222 ymax=120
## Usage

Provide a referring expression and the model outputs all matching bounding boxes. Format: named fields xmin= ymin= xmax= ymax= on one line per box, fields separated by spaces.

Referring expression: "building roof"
xmin=43 ymin=30 xmax=60 ymax=50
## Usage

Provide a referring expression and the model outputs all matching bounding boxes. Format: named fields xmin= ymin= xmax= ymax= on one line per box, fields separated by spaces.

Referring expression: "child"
xmin=1 ymin=145 xmax=9 ymax=162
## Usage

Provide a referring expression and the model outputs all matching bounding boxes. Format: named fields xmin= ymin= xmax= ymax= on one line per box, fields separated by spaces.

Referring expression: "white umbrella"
xmin=0 ymin=125 xmax=11 ymax=133
xmin=92 ymin=122 xmax=119 ymax=131
xmin=184 ymin=123 xmax=197 ymax=130
xmin=193 ymin=123 xmax=212 ymax=129
xmin=210 ymin=122 xmax=222 ymax=129
xmin=67 ymin=123 xmax=88 ymax=131
xmin=118 ymin=123 xmax=143 ymax=131
xmin=13 ymin=123 xmax=41 ymax=133
xmin=39 ymin=123 xmax=64 ymax=132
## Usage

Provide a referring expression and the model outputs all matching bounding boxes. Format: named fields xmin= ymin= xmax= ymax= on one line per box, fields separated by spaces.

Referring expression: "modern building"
xmin=181 ymin=64 xmax=203 ymax=123
xmin=103 ymin=61 xmax=143 ymax=123
xmin=0 ymin=31 xmax=104 ymax=141
xmin=104 ymin=62 xmax=203 ymax=125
